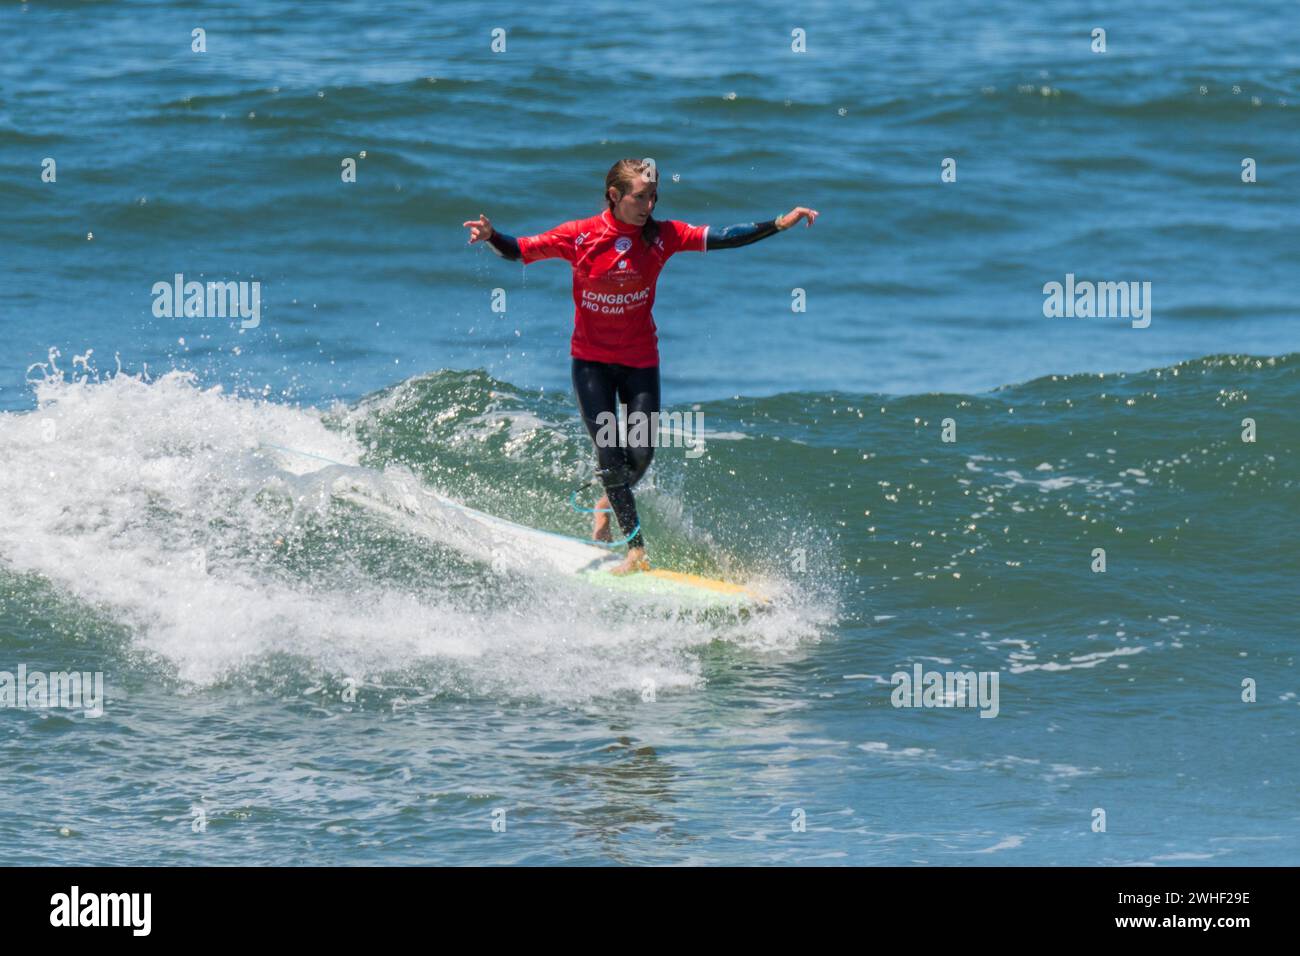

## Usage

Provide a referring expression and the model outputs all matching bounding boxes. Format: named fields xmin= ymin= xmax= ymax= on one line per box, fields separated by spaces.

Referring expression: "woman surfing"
xmin=463 ymin=158 xmax=818 ymax=575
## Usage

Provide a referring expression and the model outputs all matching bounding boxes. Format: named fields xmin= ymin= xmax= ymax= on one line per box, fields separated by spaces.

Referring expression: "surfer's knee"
xmin=626 ymin=445 xmax=654 ymax=486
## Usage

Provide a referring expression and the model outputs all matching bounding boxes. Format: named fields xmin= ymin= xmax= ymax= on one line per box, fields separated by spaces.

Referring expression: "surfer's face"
xmin=610 ymin=176 xmax=657 ymax=225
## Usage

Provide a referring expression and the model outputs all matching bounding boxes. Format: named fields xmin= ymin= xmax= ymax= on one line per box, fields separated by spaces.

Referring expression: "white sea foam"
xmin=0 ymin=368 xmax=830 ymax=699
xmin=1009 ymin=645 xmax=1145 ymax=673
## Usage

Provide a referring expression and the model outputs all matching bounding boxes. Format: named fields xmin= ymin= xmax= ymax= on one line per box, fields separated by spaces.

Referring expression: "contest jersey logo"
xmin=574 ymin=231 xmax=590 ymax=246
xmin=614 ymin=237 xmax=632 ymax=253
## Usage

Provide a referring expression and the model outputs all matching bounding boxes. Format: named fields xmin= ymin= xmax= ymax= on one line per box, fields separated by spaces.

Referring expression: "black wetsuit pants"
xmin=571 ymin=358 xmax=659 ymax=550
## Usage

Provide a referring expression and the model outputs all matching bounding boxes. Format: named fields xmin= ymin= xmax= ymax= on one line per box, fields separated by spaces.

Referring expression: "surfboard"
xmin=257 ymin=443 xmax=769 ymax=609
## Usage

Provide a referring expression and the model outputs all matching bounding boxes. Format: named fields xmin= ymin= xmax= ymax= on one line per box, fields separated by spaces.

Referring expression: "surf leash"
xmin=567 ymin=480 xmax=641 ymax=547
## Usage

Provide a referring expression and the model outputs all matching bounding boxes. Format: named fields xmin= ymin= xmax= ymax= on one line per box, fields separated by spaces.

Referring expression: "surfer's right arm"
xmin=463 ymin=213 xmax=523 ymax=261
xmin=486 ymin=230 xmax=521 ymax=261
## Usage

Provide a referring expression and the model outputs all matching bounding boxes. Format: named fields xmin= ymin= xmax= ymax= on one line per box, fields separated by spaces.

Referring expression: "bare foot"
xmin=610 ymin=547 xmax=650 ymax=576
xmin=592 ymin=494 xmax=613 ymax=542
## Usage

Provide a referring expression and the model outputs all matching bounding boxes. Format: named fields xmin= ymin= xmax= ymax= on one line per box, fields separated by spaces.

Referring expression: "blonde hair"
xmin=604 ymin=158 xmax=660 ymax=245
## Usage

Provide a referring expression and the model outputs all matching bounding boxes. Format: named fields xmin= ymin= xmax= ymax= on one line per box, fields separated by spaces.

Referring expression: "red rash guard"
xmin=516 ymin=208 xmax=708 ymax=367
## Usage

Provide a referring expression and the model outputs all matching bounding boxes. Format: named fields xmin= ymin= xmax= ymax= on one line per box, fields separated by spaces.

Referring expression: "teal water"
xmin=0 ymin=0 xmax=1297 ymax=865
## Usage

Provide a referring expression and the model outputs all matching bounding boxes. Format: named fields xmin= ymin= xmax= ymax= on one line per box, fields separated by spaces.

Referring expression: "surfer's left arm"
xmin=705 ymin=207 xmax=819 ymax=250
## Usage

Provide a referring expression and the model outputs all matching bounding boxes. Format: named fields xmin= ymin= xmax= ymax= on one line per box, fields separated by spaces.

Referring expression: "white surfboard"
xmin=258 ymin=443 xmax=769 ymax=609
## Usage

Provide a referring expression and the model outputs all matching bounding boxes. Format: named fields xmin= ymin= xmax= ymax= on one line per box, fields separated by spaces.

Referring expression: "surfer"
xmin=464 ymin=158 xmax=818 ymax=574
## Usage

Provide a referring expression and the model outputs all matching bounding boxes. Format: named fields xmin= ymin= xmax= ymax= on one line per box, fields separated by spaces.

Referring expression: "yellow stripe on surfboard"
xmin=643 ymin=568 xmax=769 ymax=603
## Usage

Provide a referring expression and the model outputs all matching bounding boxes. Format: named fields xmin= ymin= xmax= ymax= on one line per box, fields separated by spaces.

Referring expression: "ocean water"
xmin=0 ymin=0 xmax=1297 ymax=865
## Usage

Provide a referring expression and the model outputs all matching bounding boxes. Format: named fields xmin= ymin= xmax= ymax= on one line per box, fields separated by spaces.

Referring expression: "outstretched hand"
xmin=462 ymin=213 xmax=494 ymax=244
xmin=776 ymin=207 xmax=819 ymax=230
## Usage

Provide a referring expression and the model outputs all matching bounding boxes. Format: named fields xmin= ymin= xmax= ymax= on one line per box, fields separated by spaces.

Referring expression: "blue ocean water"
xmin=0 ymin=0 xmax=1296 ymax=865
